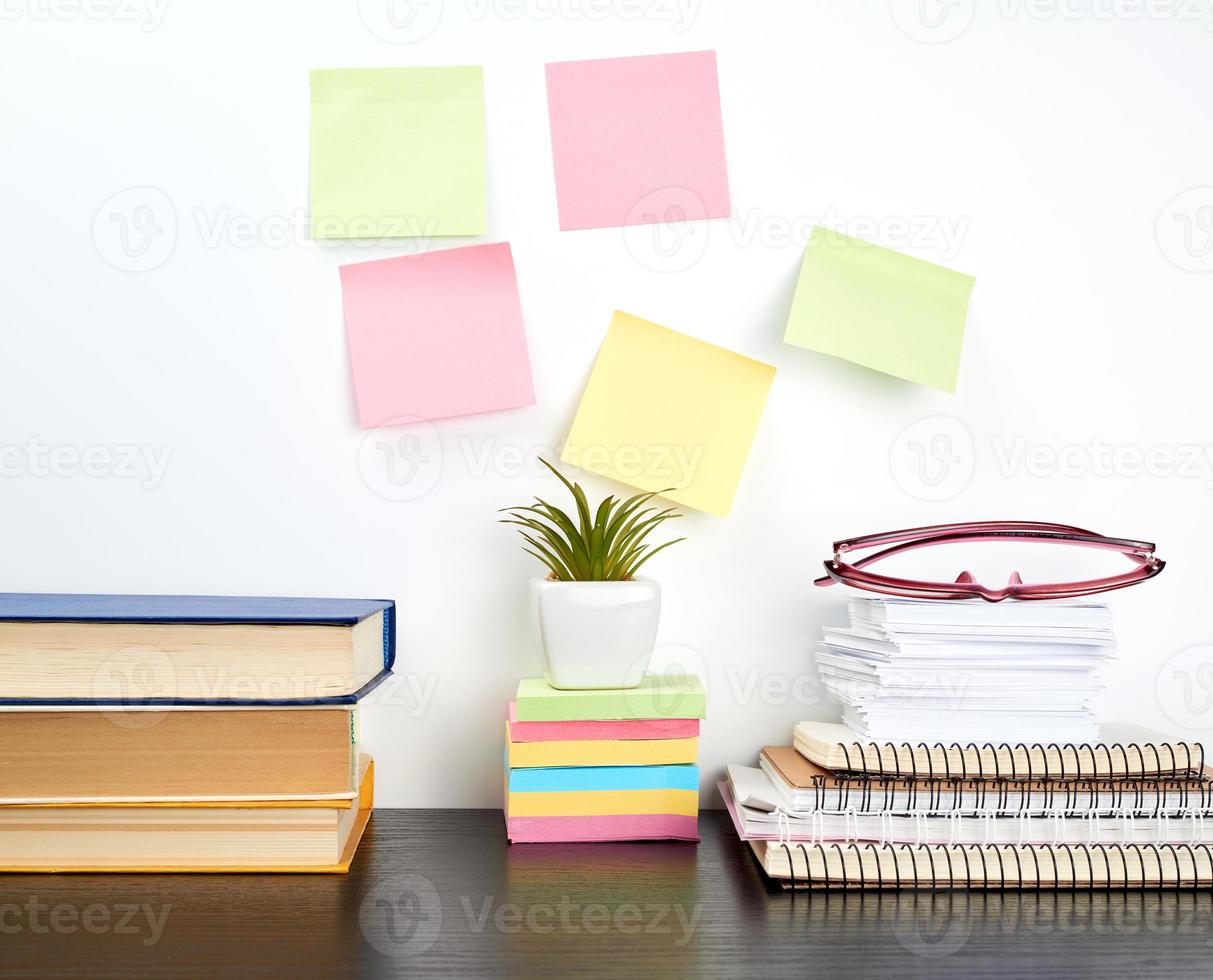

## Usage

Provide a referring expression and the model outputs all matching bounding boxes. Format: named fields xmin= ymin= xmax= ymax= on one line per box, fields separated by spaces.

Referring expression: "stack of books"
xmin=0 ymin=592 xmax=393 ymax=873
xmin=721 ymin=595 xmax=1213 ymax=890
xmin=504 ymin=673 xmax=706 ymax=843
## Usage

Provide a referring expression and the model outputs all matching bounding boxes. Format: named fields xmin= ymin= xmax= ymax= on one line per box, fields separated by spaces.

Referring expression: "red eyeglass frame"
xmin=813 ymin=521 xmax=1164 ymax=602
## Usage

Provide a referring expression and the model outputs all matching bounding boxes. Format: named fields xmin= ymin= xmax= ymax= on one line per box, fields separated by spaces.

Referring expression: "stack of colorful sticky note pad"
xmin=505 ymin=674 xmax=706 ymax=843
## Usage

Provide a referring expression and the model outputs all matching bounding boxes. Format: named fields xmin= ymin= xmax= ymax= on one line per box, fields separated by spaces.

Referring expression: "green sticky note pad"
xmin=309 ymin=66 xmax=486 ymax=240
xmin=784 ymin=227 xmax=976 ymax=392
xmin=514 ymin=674 xmax=707 ymax=722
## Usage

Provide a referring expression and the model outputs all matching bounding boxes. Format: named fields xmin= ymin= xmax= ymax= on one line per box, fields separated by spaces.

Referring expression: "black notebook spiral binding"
xmin=798 ymin=774 xmax=1213 ymax=815
xmin=766 ymin=842 xmax=1213 ymax=891
xmin=828 ymin=739 xmax=1206 ymax=780
xmin=764 ymin=745 xmax=1213 ymax=816
xmin=793 ymin=723 xmax=1207 ymax=782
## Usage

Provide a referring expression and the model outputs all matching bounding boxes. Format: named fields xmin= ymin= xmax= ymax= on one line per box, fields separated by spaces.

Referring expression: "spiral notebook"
xmin=721 ymin=777 xmax=1213 ymax=889
xmin=723 ymin=771 xmax=1213 ymax=845
xmin=794 ymin=721 xmax=1205 ymax=779
xmin=748 ymin=840 xmax=1213 ymax=890
xmin=758 ymin=746 xmax=1213 ymax=815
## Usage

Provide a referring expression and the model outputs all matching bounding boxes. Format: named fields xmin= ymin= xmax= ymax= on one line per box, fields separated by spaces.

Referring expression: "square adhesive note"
xmin=784 ymin=227 xmax=976 ymax=392
xmin=562 ymin=312 xmax=775 ymax=517
xmin=545 ymin=51 xmax=730 ymax=231
xmin=339 ymin=243 xmax=534 ymax=427
xmin=310 ymin=66 xmax=485 ymax=239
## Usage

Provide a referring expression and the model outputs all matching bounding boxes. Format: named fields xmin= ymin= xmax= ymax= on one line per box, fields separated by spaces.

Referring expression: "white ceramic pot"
xmin=530 ymin=576 xmax=661 ymax=690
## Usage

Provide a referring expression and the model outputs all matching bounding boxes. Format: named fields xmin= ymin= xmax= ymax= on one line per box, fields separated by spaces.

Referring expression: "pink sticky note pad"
xmin=545 ymin=51 xmax=730 ymax=231
xmin=506 ymin=814 xmax=700 ymax=843
xmin=339 ymin=242 xmax=535 ymax=427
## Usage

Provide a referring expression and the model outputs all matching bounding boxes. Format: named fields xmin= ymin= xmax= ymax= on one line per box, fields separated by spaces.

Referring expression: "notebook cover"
xmin=506 ymin=813 xmax=699 ymax=843
xmin=514 ymin=675 xmax=706 ymax=722
xmin=506 ymin=701 xmax=700 ymax=742
xmin=0 ymin=594 xmax=396 ymax=706
xmin=0 ymin=593 xmax=394 ymax=628
xmin=762 ymin=745 xmax=1213 ymax=791
xmin=793 ymin=720 xmax=1206 ymax=778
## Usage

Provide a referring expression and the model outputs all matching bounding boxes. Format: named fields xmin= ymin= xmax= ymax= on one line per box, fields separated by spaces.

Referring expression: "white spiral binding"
xmin=1085 ymin=810 xmax=1101 ymax=844
xmin=843 ymin=806 xmax=859 ymax=842
xmin=775 ymin=807 xmax=791 ymax=845
xmin=982 ymin=809 xmax=997 ymax=845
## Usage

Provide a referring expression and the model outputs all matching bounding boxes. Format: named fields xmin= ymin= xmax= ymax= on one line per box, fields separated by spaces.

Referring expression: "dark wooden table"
xmin=2 ymin=810 xmax=1211 ymax=978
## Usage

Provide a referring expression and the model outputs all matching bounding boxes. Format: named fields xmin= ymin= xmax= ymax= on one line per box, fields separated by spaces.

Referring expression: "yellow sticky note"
xmin=562 ymin=312 xmax=776 ymax=517
xmin=309 ymin=66 xmax=486 ymax=239
xmin=784 ymin=227 xmax=976 ymax=392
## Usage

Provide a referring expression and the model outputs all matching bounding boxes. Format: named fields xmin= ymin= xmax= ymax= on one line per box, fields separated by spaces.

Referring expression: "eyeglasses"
xmin=813 ymin=521 xmax=1164 ymax=602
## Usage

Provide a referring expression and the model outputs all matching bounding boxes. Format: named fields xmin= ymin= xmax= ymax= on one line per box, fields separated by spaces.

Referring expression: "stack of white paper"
xmin=816 ymin=597 xmax=1115 ymax=743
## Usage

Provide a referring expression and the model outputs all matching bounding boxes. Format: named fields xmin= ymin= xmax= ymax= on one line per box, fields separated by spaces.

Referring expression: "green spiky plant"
xmin=499 ymin=458 xmax=686 ymax=582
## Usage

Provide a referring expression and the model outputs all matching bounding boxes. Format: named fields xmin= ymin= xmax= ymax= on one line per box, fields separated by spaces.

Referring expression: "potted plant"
xmin=500 ymin=459 xmax=686 ymax=690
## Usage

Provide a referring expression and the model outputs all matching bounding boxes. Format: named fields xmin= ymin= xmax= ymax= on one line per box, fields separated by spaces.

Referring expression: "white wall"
xmin=2 ymin=1 xmax=1212 ymax=806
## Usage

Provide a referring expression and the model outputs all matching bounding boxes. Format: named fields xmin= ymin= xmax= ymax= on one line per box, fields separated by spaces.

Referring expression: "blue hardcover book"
xmin=0 ymin=593 xmax=395 ymax=706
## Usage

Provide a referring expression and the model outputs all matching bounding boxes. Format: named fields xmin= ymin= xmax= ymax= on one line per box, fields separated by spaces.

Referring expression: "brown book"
xmin=0 ymin=756 xmax=374 ymax=873
xmin=0 ymin=708 xmax=356 ymax=802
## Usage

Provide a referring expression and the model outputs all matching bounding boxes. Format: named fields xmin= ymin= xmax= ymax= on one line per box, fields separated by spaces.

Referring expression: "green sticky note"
xmin=309 ymin=66 xmax=486 ymax=240
xmin=514 ymin=674 xmax=707 ymax=722
xmin=784 ymin=227 xmax=976 ymax=392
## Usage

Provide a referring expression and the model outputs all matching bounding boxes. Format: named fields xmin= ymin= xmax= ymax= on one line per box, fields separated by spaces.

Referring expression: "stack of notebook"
xmin=0 ymin=593 xmax=393 ymax=873
xmin=504 ymin=673 xmax=705 ymax=843
xmin=721 ymin=595 xmax=1213 ymax=890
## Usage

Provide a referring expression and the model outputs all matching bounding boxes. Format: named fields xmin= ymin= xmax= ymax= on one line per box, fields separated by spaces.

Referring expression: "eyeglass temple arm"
xmin=830 ymin=521 xmax=1099 ymax=555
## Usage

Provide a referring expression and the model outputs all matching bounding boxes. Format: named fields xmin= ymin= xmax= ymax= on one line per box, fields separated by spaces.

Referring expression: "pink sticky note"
xmin=506 ymin=702 xmax=700 ymax=743
xmin=545 ymin=51 xmax=730 ymax=232
xmin=506 ymin=813 xmax=700 ymax=843
xmin=339 ymin=243 xmax=535 ymax=427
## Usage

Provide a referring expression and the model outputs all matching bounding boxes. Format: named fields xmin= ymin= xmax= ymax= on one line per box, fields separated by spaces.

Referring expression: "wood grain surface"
xmin=2 ymin=810 xmax=1210 ymax=978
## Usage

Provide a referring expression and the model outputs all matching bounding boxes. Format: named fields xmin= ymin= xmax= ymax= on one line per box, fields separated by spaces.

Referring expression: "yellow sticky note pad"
xmin=562 ymin=312 xmax=776 ymax=517
xmin=309 ymin=66 xmax=486 ymax=239
xmin=507 ymin=789 xmax=700 ymax=818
